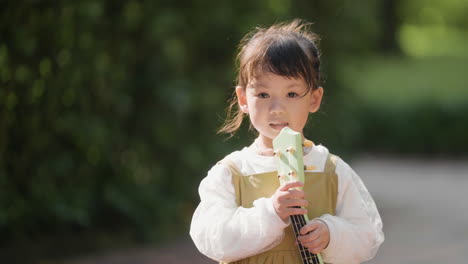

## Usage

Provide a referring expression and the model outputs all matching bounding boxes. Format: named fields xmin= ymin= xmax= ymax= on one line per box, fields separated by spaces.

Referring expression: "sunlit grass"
xmin=399 ymin=25 xmax=468 ymax=58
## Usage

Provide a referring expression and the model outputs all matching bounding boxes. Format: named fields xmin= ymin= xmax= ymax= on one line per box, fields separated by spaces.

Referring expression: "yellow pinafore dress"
xmin=221 ymin=154 xmax=338 ymax=264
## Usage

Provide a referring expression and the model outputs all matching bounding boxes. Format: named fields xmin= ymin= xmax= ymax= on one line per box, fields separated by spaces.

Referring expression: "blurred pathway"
xmin=64 ymin=155 xmax=468 ymax=264
xmin=64 ymin=237 xmax=214 ymax=264
xmin=352 ymin=155 xmax=468 ymax=264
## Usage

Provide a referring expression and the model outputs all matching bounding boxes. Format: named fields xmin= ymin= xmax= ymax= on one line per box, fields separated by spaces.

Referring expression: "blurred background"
xmin=0 ymin=1 xmax=467 ymax=263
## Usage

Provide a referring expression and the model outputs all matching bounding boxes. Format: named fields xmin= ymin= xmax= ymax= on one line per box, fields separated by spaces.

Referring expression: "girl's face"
xmin=236 ymin=71 xmax=323 ymax=148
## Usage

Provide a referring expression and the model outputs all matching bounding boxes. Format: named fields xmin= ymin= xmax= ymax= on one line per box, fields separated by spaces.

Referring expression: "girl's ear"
xmin=309 ymin=86 xmax=324 ymax=113
xmin=235 ymin=86 xmax=249 ymax=113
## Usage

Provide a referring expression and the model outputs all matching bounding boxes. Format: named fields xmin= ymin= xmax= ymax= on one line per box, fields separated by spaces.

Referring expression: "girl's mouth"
xmin=270 ymin=123 xmax=289 ymax=130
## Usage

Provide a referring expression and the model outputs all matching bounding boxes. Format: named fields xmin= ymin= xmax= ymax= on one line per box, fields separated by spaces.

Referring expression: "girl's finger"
xmin=300 ymin=221 xmax=320 ymax=235
xmin=298 ymin=230 xmax=320 ymax=243
xmin=307 ymin=241 xmax=326 ymax=254
xmin=287 ymin=207 xmax=307 ymax=216
xmin=301 ymin=238 xmax=321 ymax=250
xmin=286 ymin=189 xmax=305 ymax=198
xmin=283 ymin=198 xmax=308 ymax=208
xmin=279 ymin=181 xmax=304 ymax=191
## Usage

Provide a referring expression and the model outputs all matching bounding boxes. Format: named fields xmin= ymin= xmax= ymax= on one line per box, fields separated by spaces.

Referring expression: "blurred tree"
xmin=379 ymin=0 xmax=401 ymax=53
xmin=398 ymin=0 xmax=468 ymax=57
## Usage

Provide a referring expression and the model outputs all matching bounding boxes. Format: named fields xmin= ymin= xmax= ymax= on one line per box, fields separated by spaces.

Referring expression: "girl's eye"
xmin=287 ymin=92 xmax=299 ymax=98
xmin=258 ymin=93 xmax=269 ymax=98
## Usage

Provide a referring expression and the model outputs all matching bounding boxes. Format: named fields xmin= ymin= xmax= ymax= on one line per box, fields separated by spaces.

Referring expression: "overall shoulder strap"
xmin=323 ymin=153 xmax=339 ymax=214
xmin=217 ymin=158 xmax=243 ymax=206
xmin=324 ymin=154 xmax=339 ymax=174
xmin=217 ymin=158 xmax=243 ymax=177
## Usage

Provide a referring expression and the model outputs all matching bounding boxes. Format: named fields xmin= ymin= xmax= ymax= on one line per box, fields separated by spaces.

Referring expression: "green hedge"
xmin=330 ymin=56 xmax=468 ymax=155
xmin=0 ymin=2 xmax=237 ymax=244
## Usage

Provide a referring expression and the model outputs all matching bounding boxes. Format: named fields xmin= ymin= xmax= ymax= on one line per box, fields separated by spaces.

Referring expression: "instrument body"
xmin=273 ymin=127 xmax=324 ymax=264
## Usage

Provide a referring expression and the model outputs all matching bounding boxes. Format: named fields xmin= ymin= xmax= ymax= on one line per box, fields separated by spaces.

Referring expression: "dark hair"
xmin=219 ymin=19 xmax=321 ymax=136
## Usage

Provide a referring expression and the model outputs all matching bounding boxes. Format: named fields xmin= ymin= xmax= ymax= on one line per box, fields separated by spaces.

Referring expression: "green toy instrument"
xmin=273 ymin=127 xmax=324 ymax=264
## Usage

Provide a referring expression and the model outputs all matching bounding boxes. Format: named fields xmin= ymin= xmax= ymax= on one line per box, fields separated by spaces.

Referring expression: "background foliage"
xmin=0 ymin=0 xmax=466 ymax=261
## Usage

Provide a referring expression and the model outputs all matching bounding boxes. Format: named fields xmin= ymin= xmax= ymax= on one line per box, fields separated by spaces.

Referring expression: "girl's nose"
xmin=269 ymin=99 xmax=285 ymax=115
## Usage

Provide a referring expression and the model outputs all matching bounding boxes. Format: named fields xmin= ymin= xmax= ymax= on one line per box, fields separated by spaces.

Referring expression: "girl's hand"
xmin=297 ymin=219 xmax=330 ymax=254
xmin=271 ymin=181 xmax=308 ymax=222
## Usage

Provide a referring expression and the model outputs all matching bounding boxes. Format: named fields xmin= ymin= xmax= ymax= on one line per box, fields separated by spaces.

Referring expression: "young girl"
xmin=190 ymin=19 xmax=384 ymax=264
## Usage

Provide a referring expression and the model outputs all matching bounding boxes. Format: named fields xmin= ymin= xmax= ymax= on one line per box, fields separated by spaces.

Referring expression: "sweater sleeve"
xmin=319 ymin=158 xmax=384 ymax=264
xmin=189 ymin=163 xmax=289 ymax=262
